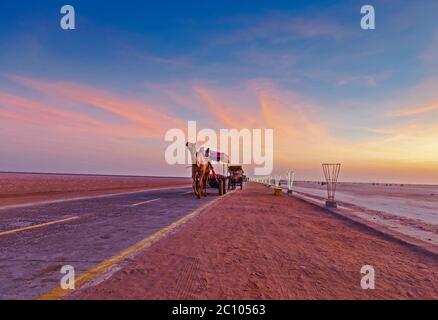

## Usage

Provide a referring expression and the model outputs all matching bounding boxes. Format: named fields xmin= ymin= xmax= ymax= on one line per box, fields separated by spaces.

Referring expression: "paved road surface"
xmin=0 ymin=187 xmax=219 ymax=299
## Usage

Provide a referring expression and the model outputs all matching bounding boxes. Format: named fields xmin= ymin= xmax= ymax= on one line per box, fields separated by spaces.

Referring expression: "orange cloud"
xmin=388 ymin=103 xmax=438 ymax=117
xmin=0 ymin=76 xmax=190 ymax=175
xmin=0 ymin=91 xmax=154 ymax=140
xmin=0 ymin=92 xmax=101 ymax=127
xmin=3 ymin=74 xmax=438 ymax=183
xmin=193 ymin=86 xmax=257 ymax=129
xmin=7 ymin=75 xmax=185 ymax=138
xmin=190 ymin=81 xmax=344 ymax=170
xmin=0 ymin=89 xmax=176 ymax=175
xmin=180 ymin=81 xmax=438 ymax=183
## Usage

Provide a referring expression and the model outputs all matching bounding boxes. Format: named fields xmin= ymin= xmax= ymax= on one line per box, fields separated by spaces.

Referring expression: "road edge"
xmin=0 ymin=185 xmax=191 ymax=211
xmin=36 ymin=190 xmax=234 ymax=300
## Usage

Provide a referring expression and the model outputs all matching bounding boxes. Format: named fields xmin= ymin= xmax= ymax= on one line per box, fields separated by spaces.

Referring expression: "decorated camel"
xmin=185 ymin=142 xmax=213 ymax=199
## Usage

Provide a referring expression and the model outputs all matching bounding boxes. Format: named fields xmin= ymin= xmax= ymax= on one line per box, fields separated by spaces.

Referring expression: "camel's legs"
xmin=192 ymin=165 xmax=199 ymax=197
xmin=197 ymin=177 xmax=202 ymax=199
xmin=203 ymin=176 xmax=208 ymax=196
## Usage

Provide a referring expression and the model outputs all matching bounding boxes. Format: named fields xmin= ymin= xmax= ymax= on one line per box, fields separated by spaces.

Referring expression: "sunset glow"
xmin=1 ymin=1 xmax=437 ymax=183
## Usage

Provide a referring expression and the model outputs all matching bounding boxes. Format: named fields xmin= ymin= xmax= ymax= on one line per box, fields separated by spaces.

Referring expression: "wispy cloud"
xmin=0 ymin=75 xmax=192 ymax=175
xmin=220 ymin=13 xmax=352 ymax=44
xmin=294 ymin=69 xmax=387 ymax=88
xmin=117 ymin=43 xmax=192 ymax=68
xmin=388 ymin=104 xmax=438 ymax=117
xmin=163 ymin=79 xmax=438 ymax=182
xmin=6 ymin=75 xmax=185 ymax=138
xmin=183 ymin=80 xmax=344 ymax=167
xmin=385 ymin=77 xmax=438 ymax=118
xmin=0 ymin=91 xmax=151 ymax=140
xmin=3 ymin=73 xmax=438 ymax=182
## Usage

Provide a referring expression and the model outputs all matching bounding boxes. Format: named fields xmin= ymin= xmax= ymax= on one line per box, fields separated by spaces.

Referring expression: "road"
xmin=0 ymin=186 xmax=220 ymax=299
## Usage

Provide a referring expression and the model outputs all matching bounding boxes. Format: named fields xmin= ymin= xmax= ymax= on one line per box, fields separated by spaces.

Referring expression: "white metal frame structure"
xmin=322 ymin=163 xmax=341 ymax=208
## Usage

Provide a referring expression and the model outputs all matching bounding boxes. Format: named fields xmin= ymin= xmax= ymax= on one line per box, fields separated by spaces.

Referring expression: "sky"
xmin=1 ymin=0 xmax=438 ymax=183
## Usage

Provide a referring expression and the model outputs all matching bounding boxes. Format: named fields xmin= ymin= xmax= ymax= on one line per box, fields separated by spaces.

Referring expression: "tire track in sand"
xmin=174 ymin=256 xmax=204 ymax=299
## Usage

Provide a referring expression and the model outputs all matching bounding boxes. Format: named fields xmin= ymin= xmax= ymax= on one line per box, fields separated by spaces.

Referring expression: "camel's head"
xmin=186 ymin=142 xmax=197 ymax=164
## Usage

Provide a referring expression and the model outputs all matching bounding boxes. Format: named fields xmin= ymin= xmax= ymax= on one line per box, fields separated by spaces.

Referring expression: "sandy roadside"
xmin=73 ymin=183 xmax=438 ymax=300
xmin=0 ymin=173 xmax=191 ymax=207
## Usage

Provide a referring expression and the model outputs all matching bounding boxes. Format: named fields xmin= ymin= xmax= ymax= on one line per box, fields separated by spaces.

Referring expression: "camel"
xmin=186 ymin=142 xmax=212 ymax=199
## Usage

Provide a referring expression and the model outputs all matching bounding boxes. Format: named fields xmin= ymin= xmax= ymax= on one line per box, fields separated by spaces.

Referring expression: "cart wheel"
xmin=218 ymin=180 xmax=223 ymax=196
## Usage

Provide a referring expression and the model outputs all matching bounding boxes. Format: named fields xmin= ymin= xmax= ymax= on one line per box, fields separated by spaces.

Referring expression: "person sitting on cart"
xmin=200 ymin=147 xmax=214 ymax=175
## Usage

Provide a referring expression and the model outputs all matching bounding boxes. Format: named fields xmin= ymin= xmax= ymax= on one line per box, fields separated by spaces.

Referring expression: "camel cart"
xmin=227 ymin=165 xmax=244 ymax=190
xmin=206 ymin=150 xmax=230 ymax=196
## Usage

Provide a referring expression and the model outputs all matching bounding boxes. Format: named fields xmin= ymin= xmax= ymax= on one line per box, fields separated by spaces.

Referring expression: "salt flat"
xmin=293 ymin=181 xmax=438 ymax=247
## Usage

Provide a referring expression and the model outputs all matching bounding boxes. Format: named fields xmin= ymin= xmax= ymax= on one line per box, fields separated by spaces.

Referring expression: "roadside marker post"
xmin=274 ymin=175 xmax=282 ymax=196
xmin=287 ymin=171 xmax=295 ymax=195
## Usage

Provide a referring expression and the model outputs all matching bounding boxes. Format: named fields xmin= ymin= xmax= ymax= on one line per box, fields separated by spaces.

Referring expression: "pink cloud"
xmin=0 ymin=87 xmax=176 ymax=176
xmin=0 ymin=91 xmax=161 ymax=141
xmin=388 ymin=104 xmax=438 ymax=117
xmin=3 ymin=74 xmax=438 ymax=183
xmin=6 ymin=75 xmax=185 ymax=138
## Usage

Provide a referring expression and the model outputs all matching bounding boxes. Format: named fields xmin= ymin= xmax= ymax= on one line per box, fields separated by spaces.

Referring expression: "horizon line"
xmin=1 ymin=171 xmax=437 ymax=187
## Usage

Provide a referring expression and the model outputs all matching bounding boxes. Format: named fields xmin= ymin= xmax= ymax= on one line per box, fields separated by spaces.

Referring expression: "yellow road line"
xmin=37 ymin=193 xmax=231 ymax=300
xmin=131 ymin=198 xmax=161 ymax=207
xmin=0 ymin=185 xmax=191 ymax=212
xmin=0 ymin=216 xmax=80 ymax=237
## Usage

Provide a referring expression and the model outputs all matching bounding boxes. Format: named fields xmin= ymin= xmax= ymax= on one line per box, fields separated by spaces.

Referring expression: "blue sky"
xmin=1 ymin=0 xmax=438 ymax=183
